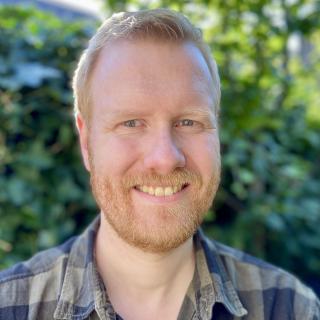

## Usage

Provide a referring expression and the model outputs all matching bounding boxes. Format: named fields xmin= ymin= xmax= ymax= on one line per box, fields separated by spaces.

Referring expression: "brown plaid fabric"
xmin=0 ymin=217 xmax=319 ymax=319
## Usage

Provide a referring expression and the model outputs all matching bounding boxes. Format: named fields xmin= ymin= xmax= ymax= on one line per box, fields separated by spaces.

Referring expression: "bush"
xmin=1 ymin=2 xmax=319 ymax=295
xmin=0 ymin=6 xmax=97 ymax=267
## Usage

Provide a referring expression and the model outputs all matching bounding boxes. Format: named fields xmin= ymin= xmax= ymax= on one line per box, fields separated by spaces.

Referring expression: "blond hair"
xmin=73 ymin=8 xmax=220 ymax=121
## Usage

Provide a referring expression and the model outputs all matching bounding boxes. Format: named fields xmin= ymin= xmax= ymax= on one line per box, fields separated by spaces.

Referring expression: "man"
xmin=0 ymin=8 xmax=319 ymax=320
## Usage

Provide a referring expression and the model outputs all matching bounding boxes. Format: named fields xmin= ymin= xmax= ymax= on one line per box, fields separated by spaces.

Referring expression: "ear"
xmin=75 ymin=113 xmax=91 ymax=172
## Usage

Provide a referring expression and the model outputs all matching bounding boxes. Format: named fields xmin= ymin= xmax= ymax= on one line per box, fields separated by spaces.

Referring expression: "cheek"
xmin=182 ymin=133 xmax=220 ymax=176
xmin=90 ymin=135 xmax=140 ymax=174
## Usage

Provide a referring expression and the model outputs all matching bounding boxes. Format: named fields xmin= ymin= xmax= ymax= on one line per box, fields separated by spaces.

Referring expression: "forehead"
xmin=89 ymin=39 xmax=215 ymax=116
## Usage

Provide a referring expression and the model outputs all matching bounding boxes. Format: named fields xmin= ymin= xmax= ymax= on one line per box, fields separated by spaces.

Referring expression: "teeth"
xmin=164 ymin=187 xmax=173 ymax=196
xmin=136 ymin=185 xmax=184 ymax=197
xmin=154 ymin=187 xmax=164 ymax=196
xmin=149 ymin=187 xmax=155 ymax=195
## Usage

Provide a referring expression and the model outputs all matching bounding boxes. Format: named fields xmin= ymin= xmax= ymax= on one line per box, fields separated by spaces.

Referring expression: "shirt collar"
xmin=190 ymin=229 xmax=248 ymax=319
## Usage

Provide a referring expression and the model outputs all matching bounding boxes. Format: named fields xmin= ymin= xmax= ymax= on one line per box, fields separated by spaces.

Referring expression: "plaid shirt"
xmin=0 ymin=217 xmax=319 ymax=319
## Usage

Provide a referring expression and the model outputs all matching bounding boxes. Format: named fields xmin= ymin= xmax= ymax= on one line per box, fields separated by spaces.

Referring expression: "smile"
xmin=134 ymin=184 xmax=188 ymax=197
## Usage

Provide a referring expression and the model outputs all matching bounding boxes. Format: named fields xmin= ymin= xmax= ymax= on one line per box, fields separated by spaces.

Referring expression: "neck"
xmin=95 ymin=214 xmax=195 ymax=319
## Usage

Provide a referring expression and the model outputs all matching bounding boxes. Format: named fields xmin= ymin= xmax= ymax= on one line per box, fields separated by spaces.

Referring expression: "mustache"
xmin=121 ymin=168 xmax=202 ymax=188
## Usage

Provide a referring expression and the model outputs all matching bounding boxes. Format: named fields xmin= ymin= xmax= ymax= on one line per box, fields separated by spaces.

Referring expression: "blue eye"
xmin=175 ymin=119 xmax=194 ymax=127
xmin=182 ymin=119 xmax=194 ymax=126
xmin=123 ymin=119 xmax=140 ymax=127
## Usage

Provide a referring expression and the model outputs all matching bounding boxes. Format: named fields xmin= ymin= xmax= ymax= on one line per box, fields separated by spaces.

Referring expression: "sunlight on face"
xmin=87 ymin=40 xmax=221 ymax=252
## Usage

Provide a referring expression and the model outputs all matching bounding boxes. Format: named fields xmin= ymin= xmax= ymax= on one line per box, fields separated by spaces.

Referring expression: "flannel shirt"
xmin=0 ymin=216 xmax=319 ymax=319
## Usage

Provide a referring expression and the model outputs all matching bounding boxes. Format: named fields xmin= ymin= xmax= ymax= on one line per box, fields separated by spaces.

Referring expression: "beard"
xmin=90 ymin=166 xmax=220 ymax=253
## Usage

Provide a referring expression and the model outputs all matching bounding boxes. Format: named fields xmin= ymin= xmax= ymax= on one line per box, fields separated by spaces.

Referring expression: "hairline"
xmin=73 ymin=10 xmax=221 ymax=125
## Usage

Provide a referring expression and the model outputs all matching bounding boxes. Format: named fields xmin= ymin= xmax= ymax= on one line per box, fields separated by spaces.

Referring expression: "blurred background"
xmin=0 ymin=0 xmax=319 ymax=296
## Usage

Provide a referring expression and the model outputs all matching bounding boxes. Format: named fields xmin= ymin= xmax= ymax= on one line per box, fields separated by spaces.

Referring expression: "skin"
xmin=76 ymin=39 xmax=221 ymax=320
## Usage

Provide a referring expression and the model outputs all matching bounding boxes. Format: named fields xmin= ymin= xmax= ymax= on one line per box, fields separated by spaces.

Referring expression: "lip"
xmin=132 ymin=184 xmax=189 ymax=204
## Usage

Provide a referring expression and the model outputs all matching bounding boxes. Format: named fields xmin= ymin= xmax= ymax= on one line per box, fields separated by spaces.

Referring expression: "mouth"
xmin=134 ymin=184 xmax=189 ymax=197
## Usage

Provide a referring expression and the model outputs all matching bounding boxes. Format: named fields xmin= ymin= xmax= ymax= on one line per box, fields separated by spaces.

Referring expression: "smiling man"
xmin=80 ymin=39 xmax=220 ymax=255
xmin=0 ymin=8 xmax=319 ymax=320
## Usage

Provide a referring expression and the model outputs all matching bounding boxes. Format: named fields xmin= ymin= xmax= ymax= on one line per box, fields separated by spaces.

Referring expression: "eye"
xmin=174 ymin=118 xmax=206 ymax=133
xmin=123 ymin=119 xmax=143 ymax=128
xmin=175 ymin=119 xmax=195 ymax=127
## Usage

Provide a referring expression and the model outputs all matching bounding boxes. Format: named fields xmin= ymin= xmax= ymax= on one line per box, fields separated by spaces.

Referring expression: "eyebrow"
xmin=180 ymin=107 xmax=217 ymax=124
xmin=106 ymin=105 xmax=215 ymax=116
xmin=180 ymin=107 xmax=215 ymax=118
xmin=106 ymin=109 xmax=149 ymax=119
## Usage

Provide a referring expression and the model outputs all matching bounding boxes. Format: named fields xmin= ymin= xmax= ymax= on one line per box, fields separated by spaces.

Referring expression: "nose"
xmin=143 ymin=130 xmax=186 ymax=175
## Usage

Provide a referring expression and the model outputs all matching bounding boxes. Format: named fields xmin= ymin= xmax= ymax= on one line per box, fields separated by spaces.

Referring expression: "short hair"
xmin=72 ymin=8 xmax=220 ymax=122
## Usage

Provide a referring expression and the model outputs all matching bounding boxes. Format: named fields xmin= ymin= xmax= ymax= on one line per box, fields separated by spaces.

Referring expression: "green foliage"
xmin=200 ymin=0 xmax=320 ymax=281
xmin=181 ymin=0 xmax=320 ymax=281
xmin=1 ymin=0 xmax=320 ymax=291
xmin=0 ymin=6 xmax=97 ymax=267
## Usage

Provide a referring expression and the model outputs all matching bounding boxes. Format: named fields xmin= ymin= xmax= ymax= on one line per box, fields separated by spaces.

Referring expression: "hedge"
xmin=0 ymin=3 xmax=319 ymax=294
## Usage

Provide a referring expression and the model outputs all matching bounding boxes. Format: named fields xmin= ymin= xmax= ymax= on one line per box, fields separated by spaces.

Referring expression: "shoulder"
xmin=201 ymin=233 xmax=320 ymax=319
xmin=0 ymin=236 xmax=77 ymax=319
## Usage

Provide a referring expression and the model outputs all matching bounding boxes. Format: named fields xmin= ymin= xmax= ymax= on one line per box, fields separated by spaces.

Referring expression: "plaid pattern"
xmin=0 ymin=217 xmax=319 ymax=319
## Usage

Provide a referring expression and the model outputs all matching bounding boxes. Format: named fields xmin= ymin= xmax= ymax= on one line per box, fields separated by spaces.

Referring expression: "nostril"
xmin=143 ymin=133 xmax=186 ymax=174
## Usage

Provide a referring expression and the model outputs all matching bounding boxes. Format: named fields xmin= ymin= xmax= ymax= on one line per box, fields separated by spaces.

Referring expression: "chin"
xmin=103 ymin=203 xmax=204 ymax=253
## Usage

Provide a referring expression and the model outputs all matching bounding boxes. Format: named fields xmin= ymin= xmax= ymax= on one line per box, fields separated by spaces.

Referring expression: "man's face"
xmin=77 ymin=39 xmax=221 ymax=253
